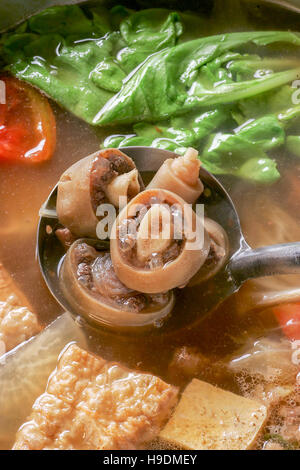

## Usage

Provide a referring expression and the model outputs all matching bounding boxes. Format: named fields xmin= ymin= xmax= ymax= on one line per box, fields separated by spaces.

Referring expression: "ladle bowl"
xmin=37 ymin=147 xmax=300 ymax=333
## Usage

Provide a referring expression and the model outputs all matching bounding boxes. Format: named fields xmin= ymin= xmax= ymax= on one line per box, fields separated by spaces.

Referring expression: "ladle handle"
xmin=229 ymin=242 xmax=300 ymax=284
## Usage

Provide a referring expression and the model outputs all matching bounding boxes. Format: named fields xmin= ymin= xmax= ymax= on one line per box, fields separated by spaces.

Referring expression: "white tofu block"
xmin=160 ymin=378 xmax=268 ymax=450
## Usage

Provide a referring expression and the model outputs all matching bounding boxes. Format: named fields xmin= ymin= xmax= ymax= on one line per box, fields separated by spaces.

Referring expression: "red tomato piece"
xmin=0 ymin=76 xmax=56 ymax=163
xmin=273 ymin=302 xmax=300 ymax=341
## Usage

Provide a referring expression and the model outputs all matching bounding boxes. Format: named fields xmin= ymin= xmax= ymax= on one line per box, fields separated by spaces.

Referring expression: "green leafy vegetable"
xmin=28 ymin=5 xmax=100 ymax=37
xmin=237 ymin=85 xmax=296 ymax=122
xmin=97 ymin=31 xmax=300 ymax=125
xmin=5 ymin=34 xmax=122 ymax=124
xmin=200 ymin=115 xmax=285 ymax=181
xmin=120 ymin=9 xmax=182 ymax=50
xmin=1 ymin=5 xmax=185 ymax=125
xmin=103 ymin=108 xmax=230 ymax=155
xmin=286 ymin=136 xmax=300 ymax=157
xmin=1 ymin=4 xmax=300 ymax=184
xmin=279 ymin=105 xmax=300 ymax=126
xmin=90 ymin=58 xmax=126 ymax=93
xmin=235 ymin=157 xmax=280 ymax=183
xmin=117 ymin=9 xmax=183 ymax=73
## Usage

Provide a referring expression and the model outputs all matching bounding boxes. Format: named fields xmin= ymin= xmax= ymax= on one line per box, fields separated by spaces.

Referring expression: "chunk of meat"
xmin=91 ymin=253 xmax=134 ymax=298
xmin=55 ymin=227 xmax=76 ymax=250
xmin=91 ymin=150 xmax=139 ymax=210
xmin=0 ymin=263 xmax=40 ymax=354
xmin=13 ymin=344 xmax=178 ymax=450
xmin=73 ymin=244 xmax=158 ymax=313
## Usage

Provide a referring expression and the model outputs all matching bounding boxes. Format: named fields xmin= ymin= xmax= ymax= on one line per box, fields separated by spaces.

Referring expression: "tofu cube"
xmin=159 ymin=378 xmax=267 ymax=450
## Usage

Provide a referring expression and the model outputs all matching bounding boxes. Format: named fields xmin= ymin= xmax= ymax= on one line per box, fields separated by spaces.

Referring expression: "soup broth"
xmin=0 ymin=0 xmax=300 ymax=450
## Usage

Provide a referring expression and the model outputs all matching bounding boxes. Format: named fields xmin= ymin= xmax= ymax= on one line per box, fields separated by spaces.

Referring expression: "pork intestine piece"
xmin=110 ymin=188 xmax=211 ymax=294
xmin=105 ymin=169 xmax=140 ymax=209
xmin=56 ymin=149 xmax=143 ymax=238
xmin=91 ymin=253 xmax=135 ymax=298
xmin=59 ymin=239 xmax=175 ymax=328
xmin=188 ymin=218 xmax=229 ymax=285
xmin=136 ymin=204 xmax=174 ymax=263
xmin=147 ymin=148 xmax=203 ymax=204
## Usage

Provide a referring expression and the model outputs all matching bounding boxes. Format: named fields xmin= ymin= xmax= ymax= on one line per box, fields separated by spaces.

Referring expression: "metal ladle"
xmin=37 ymin=147 xmax=300 ymax=333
